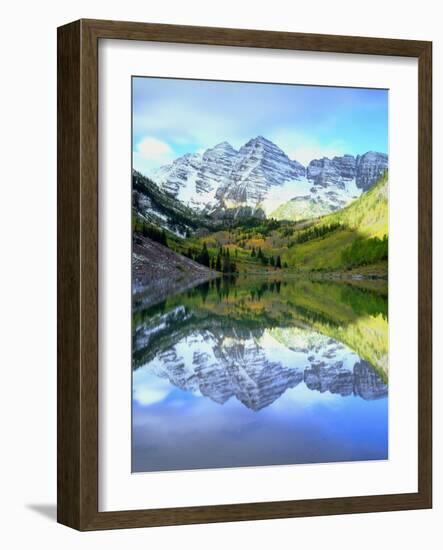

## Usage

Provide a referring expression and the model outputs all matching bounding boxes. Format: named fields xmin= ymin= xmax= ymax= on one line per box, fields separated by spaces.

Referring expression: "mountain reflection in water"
xmin=132 ymin=277 xmax=388 ymax=472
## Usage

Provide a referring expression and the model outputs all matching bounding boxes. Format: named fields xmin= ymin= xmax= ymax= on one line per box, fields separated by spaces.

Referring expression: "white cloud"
xmin=134 ymin=137 xmax=175 ymax=176
xmin=136 ymin=136 xmax=172 ymax=158
xmin=133 ymin=368 xmax=172 ymax=407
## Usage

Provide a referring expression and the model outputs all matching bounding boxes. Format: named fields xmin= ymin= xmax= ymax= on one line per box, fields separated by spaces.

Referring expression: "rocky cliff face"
xmin=307 ymin=154 xmax=357 ymax=188
xmin=355 ymin=151 xmax=389 ymax=191
xmin=154 ymin=152 xmax=203 ymax=198
xmin=197 ymin=142 xmax=239 ymax=196
xmin=306 ymin=152 xmax=388 ymax=191
xmin=216 ymin=136 xmax=305 ymax=206
xmin=152 ymin=136 xmax=387 ymax=221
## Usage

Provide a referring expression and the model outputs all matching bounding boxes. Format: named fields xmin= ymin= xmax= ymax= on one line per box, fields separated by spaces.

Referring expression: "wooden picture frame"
xmin=57 ymin=18 xmax=432 ymax=530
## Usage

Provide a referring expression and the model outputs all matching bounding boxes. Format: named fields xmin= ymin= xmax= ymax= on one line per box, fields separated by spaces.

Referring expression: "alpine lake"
xmin=132 ymin=275 xmax=388 ymax=472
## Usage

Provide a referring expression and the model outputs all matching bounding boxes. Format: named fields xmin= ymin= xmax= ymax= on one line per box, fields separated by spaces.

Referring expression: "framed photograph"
xmin=57 ymin=19 xmax=432 ymax=530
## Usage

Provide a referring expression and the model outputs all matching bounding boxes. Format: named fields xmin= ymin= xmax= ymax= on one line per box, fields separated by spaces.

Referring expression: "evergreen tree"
xmin=196 ymin=242 xmax=210 ymax=267
xmin=138 ymin=222 xmax=168 ymax=248
xmin=215 ymin=254 xmax=222 ymax=271
xmin=251 ymin=246 xmax=256 ymax=257
xmin=222 ymin=255 xmax=230 ymax=273
xmin=202 ymin=242 xmax=210 ymax=267
xmin=270 ymin=256 xmax=275 ymax=267
xmin=276 ymin=255 xmax=282 ymax=269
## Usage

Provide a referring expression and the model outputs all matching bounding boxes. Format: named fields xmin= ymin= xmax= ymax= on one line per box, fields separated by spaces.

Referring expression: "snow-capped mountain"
xmin=152 ymin=136 xmax=388 ymax=220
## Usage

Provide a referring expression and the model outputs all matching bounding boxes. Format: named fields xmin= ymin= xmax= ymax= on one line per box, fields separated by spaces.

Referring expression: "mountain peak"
xmin=211 ymin=141 xmax=236 ymax=151
xmin=246 ymin=135 xmax=274 ymax=147
xmin=358 ymin=150 xmax=388 ymax=160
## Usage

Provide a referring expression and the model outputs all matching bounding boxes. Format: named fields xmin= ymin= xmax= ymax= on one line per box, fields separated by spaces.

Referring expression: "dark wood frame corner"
xmin=57 ymin=18 xmax=432 ymax=531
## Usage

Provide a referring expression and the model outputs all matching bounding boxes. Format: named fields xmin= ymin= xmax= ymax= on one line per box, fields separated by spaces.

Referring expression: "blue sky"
xmin=132 ymin=77 xmax=388 ymax=176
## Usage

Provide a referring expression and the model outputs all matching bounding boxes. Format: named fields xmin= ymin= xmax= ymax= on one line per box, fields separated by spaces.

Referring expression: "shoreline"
xmin=133 ymin=266 xmax=388 ymax=310
xmin=133 ymin=270 xmax=220 ymax=311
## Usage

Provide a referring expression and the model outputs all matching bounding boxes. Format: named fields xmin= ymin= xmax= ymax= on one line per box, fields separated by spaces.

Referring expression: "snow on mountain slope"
xmin=154 ymin=152 xmax=203 ymax=206
xmin=217 ymin=136 xmax=306 ymax=208
xmin=154 ymin=142 xmax=239 ymax=211
xmin=270 ymin=176 xmax=362 ymax=221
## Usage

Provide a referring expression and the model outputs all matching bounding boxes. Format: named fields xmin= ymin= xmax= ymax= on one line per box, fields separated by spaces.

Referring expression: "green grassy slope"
xmin=282 ymin=171 xmax=388 ymax=272
xmin=317 ymin=170 xmax=388 ymax=238
xmin=271 ymin=196 xmax=335 ymax=221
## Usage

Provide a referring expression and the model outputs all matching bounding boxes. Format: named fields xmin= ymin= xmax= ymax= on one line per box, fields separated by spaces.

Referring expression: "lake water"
xmin=132 ymin=277 xmax=388 ymax=472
